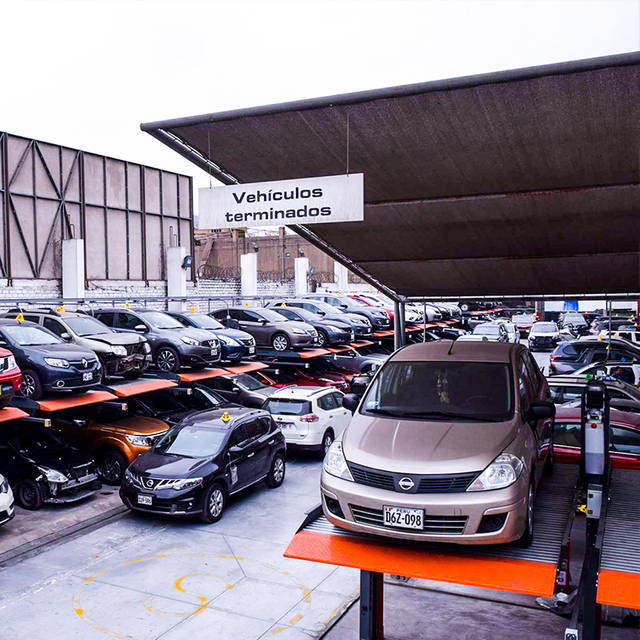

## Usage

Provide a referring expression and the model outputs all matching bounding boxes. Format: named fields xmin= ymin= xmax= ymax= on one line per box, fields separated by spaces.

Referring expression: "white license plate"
xmin=383 ymin=505 xmax=424 ymax=530
xmin=82 ymin=372 xmax=93 ymax=382
xmin=249 ymin=346 xmax=255 ymax=354
xmin=210 ymin=348 xmax=216 ymax=355
xmin=137 ymin=495 xmax=152 ymax=506
xmin=281 ymin=422 xmax=296 ymax=430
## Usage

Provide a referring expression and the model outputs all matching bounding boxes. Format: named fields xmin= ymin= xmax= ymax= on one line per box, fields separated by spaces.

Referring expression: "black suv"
xmin=0 ymin=319 xmax=102 ymax=399
xmin=7 ymin=309 xmax=151 ymax=379
xmin=120 ymin=407 xmax=286 ymax=522
xmin=94 ymin=308 xmax=220 ymax=372
xmin=549 ymin=338 xmax=640 ymax=375
xmin=0 ymin=422 xmax=101 ymax=509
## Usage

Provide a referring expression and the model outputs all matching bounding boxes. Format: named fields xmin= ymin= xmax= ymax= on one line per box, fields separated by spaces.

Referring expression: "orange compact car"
xmin=50 ymin=402 xmax=169 ymax=484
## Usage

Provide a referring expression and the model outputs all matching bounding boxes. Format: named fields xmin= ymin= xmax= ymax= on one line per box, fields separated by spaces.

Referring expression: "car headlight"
xmin=180 ymin=336 xmax=199 ymax=346
xmin=173 ymin=477 xmax=203 ymax=491
xmin=44 ymin=358 xmax=69 ymax=368
xmin=142 ymin=342 xmax=151 ymax=353
xmin=38 ymin=467 xmax=69 ymax=483
xmin=123 ymin=468 xmax=134 ymax=483
xmin=290 ymin=327 xmax=306 ymax=335
xmin=323 ymin=441 xmax=354 ymax=481
xmin=125 ymin=434 xmax=154 ymax=447
xmin=112 ymin=346 xmax=128 ymax=357
xmin=324 ymin=325 xmax=341 ymax=332
xmin=0 ymin=475 xmax=9 ymax=494
xmin=467 ymin=453 xmax=524 ymax=491
xmin=218 ymin=335 xmax=240 ymax=346
xmin=6 ymin=355 xmax=16 ymax=370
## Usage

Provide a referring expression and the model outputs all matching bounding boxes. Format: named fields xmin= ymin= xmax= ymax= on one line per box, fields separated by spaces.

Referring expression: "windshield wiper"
xmin=402 ymin=411 xmax=498 ymax=422
xmin=365 ymin=408 xmax=407 ymax=417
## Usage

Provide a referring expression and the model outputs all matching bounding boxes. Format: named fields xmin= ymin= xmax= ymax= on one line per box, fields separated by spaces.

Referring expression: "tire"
xmin=317 ymin=430 xmax=334 ymax=460
xmin=460 ymin=302 xmax=470 ymax=313
xmin=316 ymin=330 xmax=328 ymax=347
xmin=20 ymin=369 xmax=42 ymax=400
xmin=543 ymin=442 xmax=554 ymax=477
xmin=513 ymin=481 xmax=535 ymax=548
xmin=96 ymin=449 xmax=129 ymax=485
xmin=155 ymin=346 xmax=180 ymax=372
xmin=200 ymin=483 xmax=226 ymax=523
xmin=17 ymin=479 xmax=44 ymax=510
xmin=265 ymin=453 xmax=286 ymax=488
xmin=271 ymin=333 xmax=290 ymax=352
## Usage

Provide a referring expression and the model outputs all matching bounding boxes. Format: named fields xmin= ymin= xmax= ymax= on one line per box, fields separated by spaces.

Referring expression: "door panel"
xmin=242 ymin=418 xmax=272 ymax=477
xmin=227 ymin=425 xmax=255 ymax=491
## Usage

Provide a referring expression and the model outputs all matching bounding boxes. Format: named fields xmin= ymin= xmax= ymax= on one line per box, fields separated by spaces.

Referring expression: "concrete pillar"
xmin=62 ymin=239 xmax=85 ymax=302
xmin=167 ymin=246 xmax=187 ymax=311
xmin=334 ymin=261 xmax=349 ymax=293
xmin=241 ymin=252 xmax=258 ymax=299
xmin=294 ymin=257 xmax=309 ymax=296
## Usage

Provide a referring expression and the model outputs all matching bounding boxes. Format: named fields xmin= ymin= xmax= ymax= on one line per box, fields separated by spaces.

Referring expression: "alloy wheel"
xmin=157 ymin=349 xmax=177 ymax=371
xmin=209 ymin=488 xmax=224 ymax=517
xmin=273 ymin=457 xmax=285 ymax=484
xmin=21 ymin=374 xmax=36 ymax=398
xmin=323 ymin=433 xmax=334 ymax=454
xmin=100 ymin=457 xmax=121 ymax=483
xmin=317 ymin=332 xmax=326 ymax=346
xmin=273 ymin=335 xmax=288 ymax=351
xmin=527 ymin=484 xmax=534 ymax=536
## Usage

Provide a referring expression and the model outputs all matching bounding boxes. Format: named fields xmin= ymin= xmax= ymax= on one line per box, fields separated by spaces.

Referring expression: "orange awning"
xmin=37 ymin=390 xmax=117 ymax=412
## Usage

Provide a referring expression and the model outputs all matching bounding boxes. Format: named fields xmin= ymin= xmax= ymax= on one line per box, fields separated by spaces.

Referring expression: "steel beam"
xmin=360 ymin=570 xmax=383 ymax=640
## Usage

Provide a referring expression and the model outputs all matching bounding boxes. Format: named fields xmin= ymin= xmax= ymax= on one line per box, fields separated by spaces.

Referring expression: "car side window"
xmin=610 ymin=426 xmax=640 ymax=454
xmin=243 ymin=310 xmax=261 ymax=322
xmin=43 ymin=318 xmax=66 ymax=337
xmin=323 ymin=394 xmax=338 ymax=410
xmin=259 ymin=416 xmax=274 ymax=433
xmin=518 ymin=358 xmax=532 ymax=417
xmin=23 ymin=315 xmax=40 ymax=324
xmin=95 ymin=312 xmax=115 ymax=327
xmin=243 ymin=418 xmax=269 ymax=441
xmin=332 ymin=392 xmax=344 ymax=407
xmin=554 ymin=422 xmax=581 ymax=447
xmin=214 ymin=378 xmax=235 ymax=391
xmin=229 ymin=425 xmax=247 ymax=448
xmin=119 ymin=313 xmax=142 ymax=330
xmin=523 ymin=351 xmax=542 ymax=396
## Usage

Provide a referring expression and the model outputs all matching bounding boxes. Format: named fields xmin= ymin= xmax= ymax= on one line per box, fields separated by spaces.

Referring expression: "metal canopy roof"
xmin=142 ymin=53 xmax=640 ymax=300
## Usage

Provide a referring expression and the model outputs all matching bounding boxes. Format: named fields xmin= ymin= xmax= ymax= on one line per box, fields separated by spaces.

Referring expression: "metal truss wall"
xmin=0 ymin=132 xmax=194 ymax=284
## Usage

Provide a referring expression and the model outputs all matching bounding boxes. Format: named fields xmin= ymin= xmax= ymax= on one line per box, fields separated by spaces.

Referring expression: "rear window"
xmin=263 ymin=398 xmax=311 ymax=416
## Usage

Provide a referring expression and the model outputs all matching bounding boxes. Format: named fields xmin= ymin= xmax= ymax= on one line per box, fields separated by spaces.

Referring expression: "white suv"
xmin=263 ymin=387 xmax=352 ymax=457
xmin=0 ymin=473 xmax=15 ymax=527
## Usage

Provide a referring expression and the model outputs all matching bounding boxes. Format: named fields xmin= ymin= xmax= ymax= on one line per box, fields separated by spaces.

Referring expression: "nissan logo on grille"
xmin=398 ymin=477 xmax=414 ymax=491
xmin=145 ymin=479 xmax=154 ymax=488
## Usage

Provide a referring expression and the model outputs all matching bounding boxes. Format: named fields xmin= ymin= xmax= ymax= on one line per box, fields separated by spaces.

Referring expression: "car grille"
xmin=349 ymin=462 xmax=478 ymax=494
xmin=239 ymin=337 xmax=255 ymax=347
xmin=68 ymin=462 xmax=94 ymax=480
xmin=67 ymin=357 xmax=98 ymax=369
xmin=128 ymin=473 xmax=184 ymax=490
xmin=0 ymin=356 xmax=14 ymax=372
xmin=202 ymin=339 xmax=218 ymax=348
xmin=125 ymin=343 xmax=144 ymax=355
xmin=349 ymin=505 xmax=468 ymax=535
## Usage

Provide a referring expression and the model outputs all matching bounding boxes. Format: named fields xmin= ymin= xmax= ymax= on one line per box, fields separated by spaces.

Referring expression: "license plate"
xmin=137 ymin=495 xmax=152 ymax=505
xmin=249 ymin=346 xmax=255 ymax=354
xmin=210 ymin=348 xmax=216 ymax=355
xmin=280 ymin=422 xmax=295 ymax=430
xmin=2 ymin=384 xmax=12 ymax=394
xmin=82 ymin=372 xmax=93 ymax=382
xmin=383 ymin=505 xmax=424 ymax=530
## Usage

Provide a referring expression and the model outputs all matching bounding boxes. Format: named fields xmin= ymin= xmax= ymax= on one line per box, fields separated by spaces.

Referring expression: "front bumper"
xmin=46 ymin=478 xmax=102 ymax=504
xmin=320 ymin=471 xmax=528 ymax=545
xmin=102 ymin=352 xmax=150 ymax=377
xmin=179 ymin=344 xmax=221 ymax=366
xmin=120 ymin=483 xmax=205 ymax=517
xmin=41 ymin=366 xmax=102 ymax=393
xmin=529 ymin=338 xmax=558 ymax=350
xmin=0 ymin=493 xmax=15 ymax=527
xmin=221 ymin=344 xmax=253 ymax=362
xmin=290 ymin=334 xmax=317 ymax=347
xmin=328 ymin=330 xmax=355 ymax=345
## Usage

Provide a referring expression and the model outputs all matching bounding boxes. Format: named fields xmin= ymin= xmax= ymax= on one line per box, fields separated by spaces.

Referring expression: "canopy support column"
xmin=394 ymin=301 xmax=405 ymax=351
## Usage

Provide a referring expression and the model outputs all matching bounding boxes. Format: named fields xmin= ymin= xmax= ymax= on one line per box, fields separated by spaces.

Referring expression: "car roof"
xmin=392 ymin=340 xmax=519 ymax=363
xmin=555 ymin=406 xmax=640 ymax=428
xmin=269 ymin=386 xmax=332 ymax=399
xmin=179 ymin=406 xmax=266 ymax=429
xmin=0 ymin=318 xmax=40 ymax=327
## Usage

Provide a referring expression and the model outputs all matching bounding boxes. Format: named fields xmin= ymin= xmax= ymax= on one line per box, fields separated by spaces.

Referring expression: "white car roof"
xmin=268 ymin=386 xmax=334 ymax=399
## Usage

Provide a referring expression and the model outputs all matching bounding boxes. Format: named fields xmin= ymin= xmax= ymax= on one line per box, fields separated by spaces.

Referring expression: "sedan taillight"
xmin=300 ymin=414 xmax=320 ymax=423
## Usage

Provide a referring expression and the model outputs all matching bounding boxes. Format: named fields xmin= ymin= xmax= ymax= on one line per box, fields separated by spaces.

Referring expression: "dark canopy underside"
xmin=142 ymin=53 xmax=640 ymax=299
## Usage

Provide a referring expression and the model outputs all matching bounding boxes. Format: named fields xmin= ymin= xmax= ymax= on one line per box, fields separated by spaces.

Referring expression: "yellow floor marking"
xmin=288 ymin=613 xmax=303 ymax=625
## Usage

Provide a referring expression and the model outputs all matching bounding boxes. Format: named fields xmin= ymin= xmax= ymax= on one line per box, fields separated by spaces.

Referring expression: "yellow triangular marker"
xmin=15 ymin=312 xmax=24 ymax=323
xmin=125 ymin=302 xmax=131 ymax=309
xmin=56 ymin=305 xmax=65 ymax=314
xmin=221 ymin=411 xmax=231 ymax=423
xmin=189 ymin=306 xmax=196 ymax=313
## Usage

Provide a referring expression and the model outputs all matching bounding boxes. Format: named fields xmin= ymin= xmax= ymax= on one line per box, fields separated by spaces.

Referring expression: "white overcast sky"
xmin=3 ymin=0 xmax=639 ymax=201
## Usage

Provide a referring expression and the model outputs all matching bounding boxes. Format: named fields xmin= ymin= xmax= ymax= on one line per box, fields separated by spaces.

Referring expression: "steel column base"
xmin=360 ymin=570 xmax=384 ymax=640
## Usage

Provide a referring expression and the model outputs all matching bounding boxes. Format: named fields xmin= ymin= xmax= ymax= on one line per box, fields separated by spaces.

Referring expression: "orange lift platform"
xmin=11 ymin=389 xmax=117 ymax=413
xmin=0 ymin=406 xmax=29 ymax=422
xmin=285 ymin=465 xmax=580 ymax=639
xmin=104 ymin=377 xmax=178 ymax=397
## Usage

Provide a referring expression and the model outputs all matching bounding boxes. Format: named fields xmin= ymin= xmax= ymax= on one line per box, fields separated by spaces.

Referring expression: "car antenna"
xmin=447 ymin=339 xmax=455 ymax=355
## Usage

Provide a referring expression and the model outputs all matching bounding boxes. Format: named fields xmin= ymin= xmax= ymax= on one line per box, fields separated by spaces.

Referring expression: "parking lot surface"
xmin=0 ymin=458 xmax=358 ymax=640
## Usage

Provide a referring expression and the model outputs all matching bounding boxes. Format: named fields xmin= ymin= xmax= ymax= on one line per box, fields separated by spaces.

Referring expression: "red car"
xmin=256 ymin=366 xmax=350 ymax=392
xmin=350 ymin=295 xmax=395 ymax=324
xmin=554 ymin=407 xmax=640 ymax=470
xmin=0 ymin=348 xmax=21 ymax=408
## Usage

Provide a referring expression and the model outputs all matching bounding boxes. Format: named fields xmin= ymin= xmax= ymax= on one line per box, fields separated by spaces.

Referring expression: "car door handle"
xmin=247 ymin=452 xmax=255 ymax=458
xmin=269 ymin=440 xmax=275 ymax=445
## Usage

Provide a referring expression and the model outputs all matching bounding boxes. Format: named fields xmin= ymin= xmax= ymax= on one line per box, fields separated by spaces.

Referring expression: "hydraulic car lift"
xmin=284 ymin=380 xmax=639 ymax=640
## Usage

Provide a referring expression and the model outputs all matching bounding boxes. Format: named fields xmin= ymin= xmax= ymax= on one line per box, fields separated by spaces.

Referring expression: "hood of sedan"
xmin=85 ymin=333 xmax=145 ymax=346
xmin=342 ymin=414 xmax=518 ymax=475
xmin=98 ymin=416 xmax=169 ymax=435
xmin=132 ymin=450 xmax=212 ymax=477
xmin=23 ymin=343 xmax=98 ymax=360
xmin=26 ymin=446 xmax=93 ymax=470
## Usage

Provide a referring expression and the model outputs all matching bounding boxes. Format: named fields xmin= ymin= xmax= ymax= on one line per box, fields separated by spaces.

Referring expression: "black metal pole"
xmin=360 ymin=570 xmax=383 ymax=640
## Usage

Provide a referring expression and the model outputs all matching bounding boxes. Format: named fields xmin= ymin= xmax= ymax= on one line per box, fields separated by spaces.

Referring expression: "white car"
xmin=572 ymin=361 xmax=640 ymax=385
xmin=494 ymin=321 xmax=520 ymax=343
xmin=457 ymin=323 xmax=509 ymax=342
xmin=263 ymin=387 xmax=352 ymax=457
xmin=0 ymin=473 xmax=15 ymax=527
xmin=600 ymin=329 xmax=640 ymax=345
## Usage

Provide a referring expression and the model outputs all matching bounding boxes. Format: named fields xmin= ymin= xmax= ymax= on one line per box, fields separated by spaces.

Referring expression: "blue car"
xmin=0 ymin=319 xmax=102 ymax=399
xmin=166 ymin=312 xmax=256 ymax=362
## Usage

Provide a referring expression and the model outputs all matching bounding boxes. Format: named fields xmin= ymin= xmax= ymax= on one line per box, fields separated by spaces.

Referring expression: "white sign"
xmin=198 ymin=173 xmax=363 ymax=229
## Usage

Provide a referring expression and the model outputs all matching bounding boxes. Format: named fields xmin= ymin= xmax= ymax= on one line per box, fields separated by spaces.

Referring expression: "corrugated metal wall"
xmin=0 ymin=132 xmax=193 ymax=283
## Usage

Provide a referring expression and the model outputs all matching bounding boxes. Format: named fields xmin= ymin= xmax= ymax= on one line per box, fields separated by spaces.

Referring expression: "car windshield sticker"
xmin=436 ymin=371 xmax=450 ymax=404
xmin=230 ymin=465 xmax=238 ymax=485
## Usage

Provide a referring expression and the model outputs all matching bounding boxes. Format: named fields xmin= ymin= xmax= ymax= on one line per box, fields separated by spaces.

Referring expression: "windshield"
xmin=564 ymin=314 xmax=586 ymax=323
xmin=346 ymin=297 xmax=367 ymax=307
xmin=264 ymin=398 xmax=311 ymax=416
xmin=474 ymin=325 xmax=500 ymax=335
xmin=361 ymin=361 xmax=514 ymax=422
xmin=512 ymin=315 xmax=534 ymax=322
xmin=66 ymin=316 xmax=113 ymax=336
xmin=9 ymin=427 xmax=63 ymax=452
xmin=310 ymin=301 xmax=339 ymax=315
xmin=140 ymin=311 xmax=184 ymax=329
xmin=533 ymin=323 xmax=557 ymax=333
xmin=156 ymin=426 xmax=226 ymax=457
xmin=3 ymin=325 xmax=61 ymax=346
xmin=234 ymin=374 xmax=266 ymax=390
xmin=190 ymin=314 xmax=224 ymax=330
xmin=256 ymin=308 xmax=290 ymax=323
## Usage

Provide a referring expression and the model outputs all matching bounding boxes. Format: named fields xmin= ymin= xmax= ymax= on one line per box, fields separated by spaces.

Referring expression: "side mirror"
xmin=231 ymin=386 xmax=241 ymax=393
xmin=529 ymin=401 xmax=555 ymax=421
xmin=260 ymin=319 xmax=268 ymax=325
xmin=134 ymin=324 xmax=148 ymax=333
xmin=342 ymin=393 xmax=359 ymax=413
xmin=317 ymin=311 xmax=326 ymax=316
xmin=61 ymin=332 xmax=72 ymax=342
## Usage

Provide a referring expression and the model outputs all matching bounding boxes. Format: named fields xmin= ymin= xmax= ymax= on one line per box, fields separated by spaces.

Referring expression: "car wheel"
xmin=272 ymin=333 xmax=290 ymax=352
xmin=20 ymin=369 xmax=42 ymax=400
xmin=543 ymin=443 xmax=554 ymax=477
xmin=265 ymin=453 xmax=286 ymax=488
xmin=460 ymin=302 xmax=470 ymax=313
xmin=513 ymin=481 xmax=535 ymax=548
xmin=17 ymin=479 xmax=44 ymax=510
xmin=317 ymin=431 xmax=334 ymax=460
xmin=156 ymin=346 xmax=180 ymax=372
xmin=97 ymin=449 xmax=128 ymax=485
xmin=316 ymin=330 xmax=328 ymax=347
xmin=200 ymin=483 xmax=226 ymax=523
